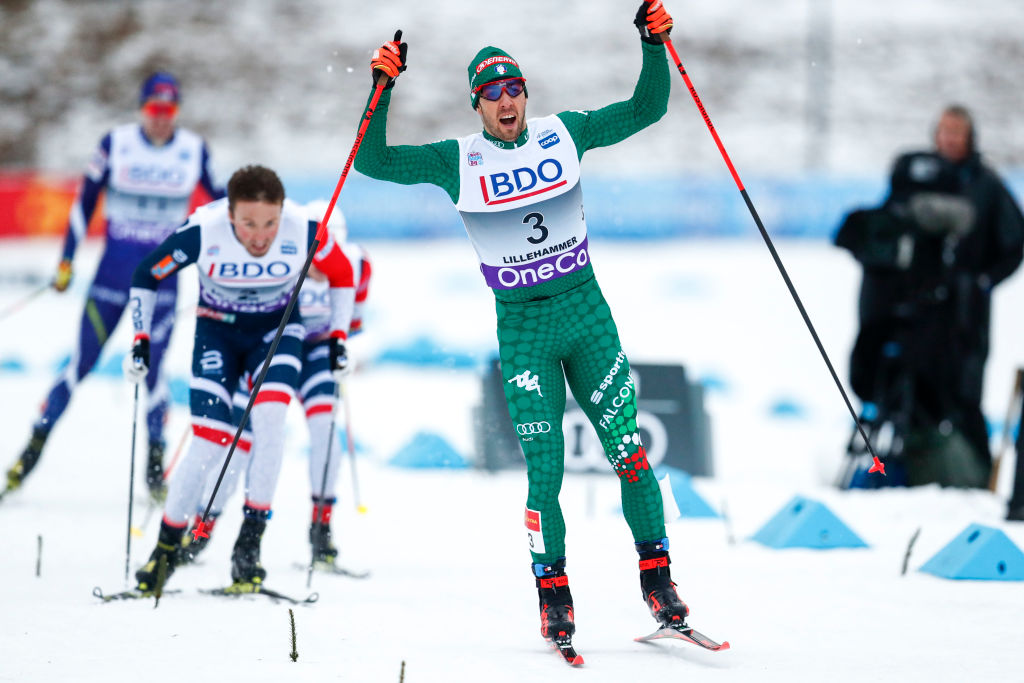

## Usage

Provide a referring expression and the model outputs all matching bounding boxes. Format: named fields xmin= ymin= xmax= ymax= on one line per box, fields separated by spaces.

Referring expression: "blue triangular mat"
xmin=751 ymin=495 xmax=867 ymax=549
xmin=920 ymin=523 xmax=1024 ymax=581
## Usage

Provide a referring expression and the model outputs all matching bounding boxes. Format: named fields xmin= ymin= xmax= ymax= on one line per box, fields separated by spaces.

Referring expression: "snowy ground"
xmin=2 ymin=237 xmax=1024 ymax=682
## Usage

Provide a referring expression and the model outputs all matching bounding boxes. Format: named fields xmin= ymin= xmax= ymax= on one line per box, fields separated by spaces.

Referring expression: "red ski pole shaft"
xmin=313 ymin=72 xmax=390 ymax=242
xmin=661 ymin=35 xmax=884 ymax=474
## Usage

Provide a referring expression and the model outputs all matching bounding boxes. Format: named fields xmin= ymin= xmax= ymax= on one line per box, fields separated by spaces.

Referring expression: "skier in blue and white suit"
xmin=5 ymin=72 xmax=223 ymax=501
xmin=125 ymin=165 xmax=356 ymax=592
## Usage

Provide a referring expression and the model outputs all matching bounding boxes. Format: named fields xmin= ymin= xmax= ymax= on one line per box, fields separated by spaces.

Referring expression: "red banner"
xmin=0 ymin=171 xmax=105 ymax=237
xmin=0 ymin=170 xmax=213 ymax=238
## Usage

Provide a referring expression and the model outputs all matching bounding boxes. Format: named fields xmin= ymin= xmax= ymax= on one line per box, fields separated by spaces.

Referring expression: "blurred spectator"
xmin=3 ymin=72 xmax=223 ymax=502
xmin=836 ymin=104 xmax=1024 ymax=488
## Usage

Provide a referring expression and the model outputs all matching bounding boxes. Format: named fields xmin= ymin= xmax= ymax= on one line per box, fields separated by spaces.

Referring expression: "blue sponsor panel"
xmin=284 ymin=173 xmax=897 ymax=240
xmin=374 ymin=336 xmax=484 ymax=370
xmin=389 ymin=431 xmax=467 ymax=469
xmin=0 ymin=356 xmax=27 ymax=372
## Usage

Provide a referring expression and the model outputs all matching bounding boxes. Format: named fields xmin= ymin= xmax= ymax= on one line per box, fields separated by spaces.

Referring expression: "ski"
xmin=292 ymin=561 xmax=371 ymax=579
xmin=635 ymin=623 xmax=730 ymax=652
xmin=548 ymin=636 xmax=584 ymax=667
xmin=199 ymin=583 xmax=319 ymax=605
xmin=92 ymin=586 xmax=181 ymax=602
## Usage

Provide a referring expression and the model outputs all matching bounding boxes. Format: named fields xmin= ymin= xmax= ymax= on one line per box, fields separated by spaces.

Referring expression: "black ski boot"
xmin=535 ymin=558 xmax=575 ymax=642
xmin=178 ymin=513 xmax=217 ymax=566
xmin=145 ymin=440 xmax=166 ymax=502
xmin=310 ymin=498 xmax=338 ymax=564
xmin=5 ymin=427 xmax=48 ymax=493
xmin=637 ymin=539 xmax=689 ymax=628
xmin=135 ymin=522 xmax=184 ymax=593
xmin=309 ymin=522 xmax=338 ymax=564
xmin=230 ymin=507 xmax=268 ymax=586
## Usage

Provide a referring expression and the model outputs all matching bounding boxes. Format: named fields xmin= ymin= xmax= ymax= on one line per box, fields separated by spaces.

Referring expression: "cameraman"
xmin=930 ymin=106 xmax=1024 ymax=475
xmin=836 ymin=105 xmax=1024 ymax=487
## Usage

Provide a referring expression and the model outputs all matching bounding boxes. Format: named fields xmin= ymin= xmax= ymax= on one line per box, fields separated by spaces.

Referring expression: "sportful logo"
xmin=591 ymin=351 xmax=626 ymax=403
xmin=516 ymin=421 xmax=551 ymax=436
xmin=508 ymin=370 xmax=543 ymax=397
xmin=479 ymin=158 xmax=566 ymax=205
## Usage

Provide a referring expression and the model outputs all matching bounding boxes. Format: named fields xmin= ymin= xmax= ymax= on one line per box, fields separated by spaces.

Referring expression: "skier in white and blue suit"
xmin=5 ymin=72 xmax=223 ymax=501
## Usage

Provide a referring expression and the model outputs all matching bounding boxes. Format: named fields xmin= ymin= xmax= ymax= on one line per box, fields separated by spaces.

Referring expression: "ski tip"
xmin=568 ymin=654 xmax=584 ymax=666
xmin=719 ymin=641 xmax=731 ymax=651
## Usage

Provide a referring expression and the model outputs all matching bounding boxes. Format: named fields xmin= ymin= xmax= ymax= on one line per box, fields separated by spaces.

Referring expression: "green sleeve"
xmin=353 ymin=88 xmax=462 ymax=204
xmin=556 ymin=41 xmax=670 ymax=160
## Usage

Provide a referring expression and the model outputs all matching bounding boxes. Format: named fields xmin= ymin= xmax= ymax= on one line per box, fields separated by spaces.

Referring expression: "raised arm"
xmin=353 ymin=32 xmax=462 ymax=203
xmin=557 ymin=3 xmax=672 ymax=156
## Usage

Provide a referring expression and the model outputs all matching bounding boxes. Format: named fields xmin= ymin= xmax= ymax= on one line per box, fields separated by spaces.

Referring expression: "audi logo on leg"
xmin=516 ymin=421 xmax=551 ymax=435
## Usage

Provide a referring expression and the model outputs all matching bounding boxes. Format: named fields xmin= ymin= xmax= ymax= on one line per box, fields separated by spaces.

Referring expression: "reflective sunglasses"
xmin=141 ymin=100 xmax=179 ymax=118
xmin=474 ymin=78 xmax=526 ymax=102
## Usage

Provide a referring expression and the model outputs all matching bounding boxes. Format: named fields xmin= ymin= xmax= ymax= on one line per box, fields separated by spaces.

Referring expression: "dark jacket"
xmin=835 ymin=151 xmax=1024 ymax=407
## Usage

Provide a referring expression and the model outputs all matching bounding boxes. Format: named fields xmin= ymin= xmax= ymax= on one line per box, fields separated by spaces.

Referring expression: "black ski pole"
xmin=124 ymin=382 xmax=141 ymax=586
xmin=661 ymin=34 xmax=885 ymax=476
xmin=192 ymin=70 xmax=393 ymax=541
xmin=308 ymin=379 xmax=342 ymax=588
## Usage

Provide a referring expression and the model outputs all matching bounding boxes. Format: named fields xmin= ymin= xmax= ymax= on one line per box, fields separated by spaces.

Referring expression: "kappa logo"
xmin=466 ymin=151 xmax=483 ymax=167
xmin=495 ymin=64 xmax=508 ymax=75
xmin=507 ymin=370 xmax=543 ymax=397
xmin=516 ymin=421 xmax=551 ymax=436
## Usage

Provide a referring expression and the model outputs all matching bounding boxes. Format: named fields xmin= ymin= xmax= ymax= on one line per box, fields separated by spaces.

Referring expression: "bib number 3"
xmin=523 ymin=212 xmax=549 ymax=245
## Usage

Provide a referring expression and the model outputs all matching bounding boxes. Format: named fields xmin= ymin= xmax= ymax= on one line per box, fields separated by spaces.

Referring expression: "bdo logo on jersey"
xmin=479 ymin=158 xmax=566 ymax=205
xmin=208 ymin=261 xmax=293 ymax=280
xmin=120 ymin=165 xmax=186 ymax=187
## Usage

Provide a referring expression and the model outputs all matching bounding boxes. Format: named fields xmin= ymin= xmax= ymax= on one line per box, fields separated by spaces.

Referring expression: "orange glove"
xmin=635 ymin=1 xmax=673 ymax=44
xmin=54 ymin=259 xmax=72 ymax=292
xmin=371 ymin=30 xmax=408 ymax=88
